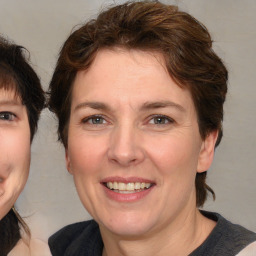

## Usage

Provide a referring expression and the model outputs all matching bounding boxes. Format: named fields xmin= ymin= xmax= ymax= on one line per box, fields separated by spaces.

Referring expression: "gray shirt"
xmin=49 ymin=211 xmax=256 ymax=256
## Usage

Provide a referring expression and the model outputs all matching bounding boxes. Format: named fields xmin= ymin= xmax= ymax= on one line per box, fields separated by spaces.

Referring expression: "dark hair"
xmin=48 ymin=1 xmax=228 ymax=207
xmin=0 ymin=36 xmax=45 ymax=254
xmin=0 ymin=36 xmax=45 ymax=140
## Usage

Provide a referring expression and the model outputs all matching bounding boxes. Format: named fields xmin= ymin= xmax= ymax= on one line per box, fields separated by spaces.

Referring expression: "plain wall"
xmin=0 ymin=0 xmax=255 ymax=241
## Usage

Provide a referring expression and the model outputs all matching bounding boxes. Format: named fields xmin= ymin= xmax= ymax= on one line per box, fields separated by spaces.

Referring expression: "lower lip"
xmin=102 ymin=184 xmax=154 ymax=202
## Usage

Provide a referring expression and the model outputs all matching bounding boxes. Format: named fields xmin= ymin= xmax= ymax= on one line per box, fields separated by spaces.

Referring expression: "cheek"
xmin=1 ymin=129 xmax=30 ymax=163
xmin=146 ymin=135 xmax=201 ymax=210
xmin=146 ymin=133 xmax=201 ymax=178
xmin=0 ymin=129 xmax=30 ymax=217
xmin=68 ymin=135 xmax=107 ymax=175
xmin=10 ymin=132 xmax=31 ymax=181
xmin=66 ymin=135 xmax=107 ymax=215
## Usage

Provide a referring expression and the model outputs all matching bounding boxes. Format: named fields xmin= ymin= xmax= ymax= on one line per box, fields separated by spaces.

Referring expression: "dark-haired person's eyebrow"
xmin=140 ymin=101 xmax=185 ymax=112
xmin=74 ymin=101 xmax=111 ymax=112
xmin=0 ymin=100 xmax=21 ymax=106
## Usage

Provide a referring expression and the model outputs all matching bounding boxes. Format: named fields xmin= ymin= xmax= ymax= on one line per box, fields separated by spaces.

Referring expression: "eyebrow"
xmin=74 ymin=102 xmax=111 ymax=112
xmin=0 ymin=100 xmax=21 ymax=106
xmin=74 ymin=100 xmax=185 ymax=113
xmin=140 ymin=101 xmax=185 ymax=112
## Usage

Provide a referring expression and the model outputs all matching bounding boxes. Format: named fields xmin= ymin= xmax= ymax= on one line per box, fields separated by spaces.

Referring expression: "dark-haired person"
xmin=48 ymin=1 xmax=256 ymax=255
xmin=0 ymin=36 xmax=51 ymax=255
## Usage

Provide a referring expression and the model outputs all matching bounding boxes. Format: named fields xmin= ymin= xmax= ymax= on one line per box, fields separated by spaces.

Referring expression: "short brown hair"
xmin=48 ymin=1 xmax=228 ymax=207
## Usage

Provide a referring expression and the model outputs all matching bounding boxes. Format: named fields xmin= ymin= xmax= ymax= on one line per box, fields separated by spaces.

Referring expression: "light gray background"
xmin=0 ymin=0 xmax=255 ymax=242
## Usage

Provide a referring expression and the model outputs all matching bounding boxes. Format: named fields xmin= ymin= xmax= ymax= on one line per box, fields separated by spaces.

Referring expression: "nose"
xmin=107 ymin=124 xmax=145 ymax=167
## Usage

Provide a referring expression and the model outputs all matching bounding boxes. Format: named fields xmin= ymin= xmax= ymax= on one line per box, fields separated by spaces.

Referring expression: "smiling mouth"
xmin=103 ymin=181 xmax=154 ymax=193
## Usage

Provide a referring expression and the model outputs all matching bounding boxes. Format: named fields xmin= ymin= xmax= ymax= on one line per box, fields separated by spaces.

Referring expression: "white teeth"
xmin=145 ymin=183 xmax=151 ymax=188
xmin=113 ymin=182 xmax=118 ymax=190
xmin=106 ymin=182 xmax=152 ymax=191
xmin=126 ymin=183 xmax=134 ymax=191
xmin=135 ymin=182 xmax=141 ymax=190
xmin=108 ymin=182 xmax=113 ymax=189
xmin=119 ymin=182 xmax=126 ymax=190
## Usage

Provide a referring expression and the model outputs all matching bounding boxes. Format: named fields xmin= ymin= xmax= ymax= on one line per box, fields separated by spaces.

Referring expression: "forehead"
xmin=0 ymin=87 xmax=21 ymax=103
xmin=72 ymin=48 xmax=194 ymax=111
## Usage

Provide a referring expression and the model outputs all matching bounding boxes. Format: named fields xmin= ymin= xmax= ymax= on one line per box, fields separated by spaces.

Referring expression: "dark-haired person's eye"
xmin=82 ymin=115 xmax=107 ymax=125
xmin=149 ymin=115 xmax=174 ymax=125
xmin=0 ymin=112 xmax=16 ymax=121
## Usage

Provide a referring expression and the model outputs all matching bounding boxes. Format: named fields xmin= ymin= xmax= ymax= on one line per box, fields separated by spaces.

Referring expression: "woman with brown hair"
xmin=48 ymin=1 xmax=256 ymax=255
xmin=0 ymin=36 xmax=51 ymax=255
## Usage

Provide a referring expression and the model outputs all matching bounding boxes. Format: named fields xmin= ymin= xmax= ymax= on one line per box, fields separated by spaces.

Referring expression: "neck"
xmin=100 ymin=209 xmax=216 ymax=256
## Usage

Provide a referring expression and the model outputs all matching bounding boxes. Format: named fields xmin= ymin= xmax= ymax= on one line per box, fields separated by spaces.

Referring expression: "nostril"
xmin=109 ymin=156 xmax=137 ymax=166
xmin=107 ymin=131 xmax=145 ymax=166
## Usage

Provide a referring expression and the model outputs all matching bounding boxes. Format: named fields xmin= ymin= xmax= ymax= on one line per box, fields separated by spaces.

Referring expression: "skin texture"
xmin=0 ymin=89 xmax=30 ymax=220
xmin=8 ymin=238 xmax=52 ymax=256
xmin=66 ymin=49 xmax=218 ymax=255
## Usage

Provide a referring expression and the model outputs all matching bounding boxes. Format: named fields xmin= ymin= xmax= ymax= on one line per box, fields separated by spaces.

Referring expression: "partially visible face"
xmin=66 ymin=49 xmax=215 ymax=238
xmin=0 ymin=89 xmax=31 ymax=220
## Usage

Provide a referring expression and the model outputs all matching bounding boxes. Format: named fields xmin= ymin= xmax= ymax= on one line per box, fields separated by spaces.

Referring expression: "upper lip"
xmin=101 ymin=176 xmax=155 ymax=184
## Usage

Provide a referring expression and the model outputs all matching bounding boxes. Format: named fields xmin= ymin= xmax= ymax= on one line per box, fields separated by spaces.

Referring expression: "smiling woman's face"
xmin=66 ymin=49 xmax=216 ymax=238
xmin=0 ymin=89 xmax=30 ymax=220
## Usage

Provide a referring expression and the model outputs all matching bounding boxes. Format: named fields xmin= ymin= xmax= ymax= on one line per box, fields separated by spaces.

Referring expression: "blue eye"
xmin=149 ymin=115 xmax=173 ymax=125
xmin=83 ymin=115 xmax=106 ymax=125
xmin=0 ymin=112 xmax=16 ymax=121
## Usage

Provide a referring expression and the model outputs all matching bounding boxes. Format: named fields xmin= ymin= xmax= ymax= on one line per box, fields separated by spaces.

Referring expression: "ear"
xmin=65 ymin=148 xmax=74 ymax=175
xmin=197 ymin=130 xmax=218 ymax=173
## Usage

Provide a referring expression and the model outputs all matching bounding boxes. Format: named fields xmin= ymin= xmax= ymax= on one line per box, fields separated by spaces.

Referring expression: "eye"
xmin=148 ymin=115 xmax=174 ymax=125
xmin=82 ymin=115 xmax=107 ymax=125
xmin=0 ymin=112 xmax=16 ymax=121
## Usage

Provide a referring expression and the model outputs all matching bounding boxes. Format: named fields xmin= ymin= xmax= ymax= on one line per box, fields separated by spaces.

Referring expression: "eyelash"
xmin=0 ymin=112 xmax=16 ymax=122
xmin=81 ymin=114 xmax=174 ymax=126
xmin=148 ymin=115 xmax=174 ymax=125
xmin=82 ymin=115 xmax=107 ymax=125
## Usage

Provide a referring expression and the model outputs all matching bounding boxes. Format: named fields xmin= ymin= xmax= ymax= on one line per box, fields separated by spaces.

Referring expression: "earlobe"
xmin=197 ymin=130 xmax=218 ymax=173
xmin=65 ymin=148 xmax=73 ymax=175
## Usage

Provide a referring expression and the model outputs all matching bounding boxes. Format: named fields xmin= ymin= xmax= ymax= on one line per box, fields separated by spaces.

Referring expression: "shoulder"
xmin=191 ymin=211 xmax=256 ymax=256
xmin=236 ymin=241 xmax=256 ymax=255
xmin=8 ymin=238 xmax=51 ymax=256
xmin=202 ymin=211 xmax=256 ymax=240
xmin=213 ymin=212 xmax=256 ymax=246
xmin=48 ymin=219 xmax=103 ymax=256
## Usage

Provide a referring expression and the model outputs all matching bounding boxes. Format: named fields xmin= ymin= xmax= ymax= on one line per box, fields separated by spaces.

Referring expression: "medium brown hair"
xmin=48 ymin=1 xmax=228 ymax=207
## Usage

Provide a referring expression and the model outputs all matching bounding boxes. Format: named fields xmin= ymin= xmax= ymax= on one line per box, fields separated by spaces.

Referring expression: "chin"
xmin=99 ymin=213 xmax=156 ymax=237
